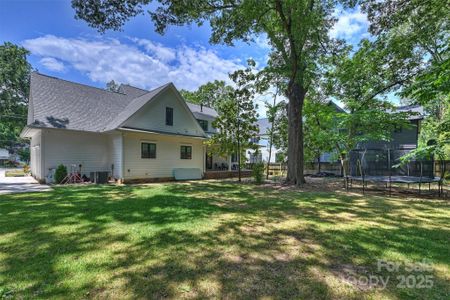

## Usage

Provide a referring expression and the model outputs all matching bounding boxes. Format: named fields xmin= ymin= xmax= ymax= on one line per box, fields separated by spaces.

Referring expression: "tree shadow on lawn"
xmin=0 ymin=182 xmax=449 ymax=299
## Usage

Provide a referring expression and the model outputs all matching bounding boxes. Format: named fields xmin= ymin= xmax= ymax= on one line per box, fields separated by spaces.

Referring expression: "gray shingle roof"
xmin=186 ymin=103 xmax=218 ymax=118
xmin=27 ymin=72 xmax=218 ymax=133
xmin=395 ymin=104 xmax=424 ymax=120
xmin=28 ymin=73 xmax=133 ymax=132
xmin=256 ymin=118 xmax=271 ymax=135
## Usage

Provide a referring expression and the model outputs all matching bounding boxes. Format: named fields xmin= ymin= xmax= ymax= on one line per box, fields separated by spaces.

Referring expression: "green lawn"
xmin=0 ymin=181 xmax=449 ymax=299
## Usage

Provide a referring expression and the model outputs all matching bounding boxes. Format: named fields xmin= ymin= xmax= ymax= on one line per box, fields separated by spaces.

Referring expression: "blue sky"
xmin=0 ymin=0 xmax=372 ymax=114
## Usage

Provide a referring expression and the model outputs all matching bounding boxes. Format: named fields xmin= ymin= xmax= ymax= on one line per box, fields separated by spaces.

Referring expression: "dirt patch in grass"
xmin=5 ymin=170 xmax=25 ymax=177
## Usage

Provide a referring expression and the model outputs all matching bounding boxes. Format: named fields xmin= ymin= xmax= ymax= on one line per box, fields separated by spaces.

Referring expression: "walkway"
xmin=0 ymin=169 xmax=52 ymax=195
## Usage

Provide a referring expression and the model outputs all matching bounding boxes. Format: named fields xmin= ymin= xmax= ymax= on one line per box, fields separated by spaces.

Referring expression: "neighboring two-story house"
xmin=356 ymin=105 xmax=424 ymax=151
xmin=21 ymin=72 xmax=237 ymax=183
xmin=253 ymin=103 xmax=424 ymax=165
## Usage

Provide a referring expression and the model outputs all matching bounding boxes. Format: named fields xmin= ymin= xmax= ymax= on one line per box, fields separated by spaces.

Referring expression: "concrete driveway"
xmin=0 ymin=168 xmax=52 ymax=195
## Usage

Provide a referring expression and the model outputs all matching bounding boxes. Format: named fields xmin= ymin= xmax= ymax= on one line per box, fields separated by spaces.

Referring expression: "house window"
xmin=250 ymin=136 xmax=260 ymax=143
xmin=141 ymin=142 xmax=156 ymax=159
xmin=197 ymin=119 xmax=208 ymax=131
xmin=166 ymin=107 xmax=173 ymax=126
xmin=180 ymin=145 xmax=192 ymax=159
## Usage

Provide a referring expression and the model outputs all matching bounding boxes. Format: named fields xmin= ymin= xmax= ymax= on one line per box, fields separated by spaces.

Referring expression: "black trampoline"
xmin=345 ymin=149 xmax=444 ymax=197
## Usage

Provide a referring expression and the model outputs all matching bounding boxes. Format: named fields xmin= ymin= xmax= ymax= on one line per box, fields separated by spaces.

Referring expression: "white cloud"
xmin=39 ymin=57 xmax=65 ymax=72
xmin=133 ymin=38 xmax=176 ymax=63
xmin=330 ymin=8 xmax=369 ymax=40
xmin=23 ymin=35 xmax=244 ymax=91
xmin=254 ymin=34 xmax=271 ymax=50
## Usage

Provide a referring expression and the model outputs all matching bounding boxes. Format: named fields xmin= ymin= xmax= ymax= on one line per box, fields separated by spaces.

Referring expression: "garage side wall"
xmin=42 ymin=129 xmax=111 ymax=179
xmin=30 ymin=130 xmax=43 ymax=179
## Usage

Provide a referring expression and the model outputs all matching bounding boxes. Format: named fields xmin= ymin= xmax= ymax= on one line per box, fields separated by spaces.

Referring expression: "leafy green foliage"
xmin=180 ymin=80 xmax=233 ymax=110
xmin=72 ymin=0 xmax=151 ymax=32
xmin=0 ymin=42 xmax=31 ymax=151
xmin=54 ymin=164 xmax=68 ymax=184
xmin=18 ymin=148 xmax=30 ymax=163
xmin=206 ymin=61 xmax=259 ymax=181
xmin=361 ymin=0 xmax=449 ymax=161
xmin=303 ymin=94 xmax=338 ymax=163
xmin=323 ymin=40 xmax=412 ymax=174
xmin=252 ymin=162 xmax=265 ymax=184
xmin=266 ymin=100 xmax=288 ymax=162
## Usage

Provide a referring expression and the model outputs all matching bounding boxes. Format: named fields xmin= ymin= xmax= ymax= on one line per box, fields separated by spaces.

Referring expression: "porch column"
xmin=228 ymin=155 xmax=232 ymax=171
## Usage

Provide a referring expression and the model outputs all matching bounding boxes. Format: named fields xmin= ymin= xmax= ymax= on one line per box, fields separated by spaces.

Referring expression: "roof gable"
xmin=120 ymin=84 xmax=207 ymax=137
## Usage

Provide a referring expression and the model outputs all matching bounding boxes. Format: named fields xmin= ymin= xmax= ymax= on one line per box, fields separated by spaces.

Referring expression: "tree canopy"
xmin=361 ymin=0 xmax=449 ymax=160
xmin=206 ymin=61 xmax=259 ymax=181
xmin=72 ymin=0 xmax=343 ymax=186
xmin=0 ymin=42 xmax=31 ymax=151
xmin=180 ymin=80 xmax=233 ymax=110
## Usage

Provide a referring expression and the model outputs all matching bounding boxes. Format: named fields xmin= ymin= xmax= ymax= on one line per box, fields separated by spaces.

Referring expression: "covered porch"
xmin=203 ymin=148 xmax=251 ymax=179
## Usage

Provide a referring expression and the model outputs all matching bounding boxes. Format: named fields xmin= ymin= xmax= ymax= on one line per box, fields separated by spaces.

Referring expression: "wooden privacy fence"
xmin=304 ymin=162 xmax=342 ymax=175
xmin=265 ymin=163 xmax=287 ymax=177
xmin=434 ymin=160 xmax=449 ymax=179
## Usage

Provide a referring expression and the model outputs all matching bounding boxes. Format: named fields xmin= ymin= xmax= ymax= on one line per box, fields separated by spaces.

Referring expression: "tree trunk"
xmin=237 ymin=138 xmax=241 ymax=182
xmin=317 ymin=155 xmax=321 ymax=173
xmin=266 ymin=138 xmax=273 ymax=179
xmin=266 ymin=90 xmax=278 ymax=180
xmin=286 ymin=82 xmax=306 ymax=186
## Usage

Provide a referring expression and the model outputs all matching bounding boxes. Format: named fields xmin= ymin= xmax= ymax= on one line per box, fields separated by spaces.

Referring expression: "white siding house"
xmin=21 ymin=73 xmax=209 ymax=183
xmin=121 ymin=131 xmax=205 ymax=180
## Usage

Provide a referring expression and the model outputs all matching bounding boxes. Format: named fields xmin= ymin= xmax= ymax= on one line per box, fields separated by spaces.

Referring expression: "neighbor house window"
xmin=250 ymin=136 xmax=260 ymax=143
xmin=166 ymin=107 xmax=173 ymax=126
xmin=180 ymin=145 xmax=192 ymax=159
xmin=197 ymin=119 xmax=208 ymax=131
xmin=141 ymin=142 xmax=156 ymax=159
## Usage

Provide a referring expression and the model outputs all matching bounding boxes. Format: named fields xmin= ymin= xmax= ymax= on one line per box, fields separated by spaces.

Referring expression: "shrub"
xmin=252 ymin=163 xmax=265 ymax=184
xmin=54 ymin=164 xmax=67 ymax=184
xmin=23 ymin=164 xmax=30 ymax=174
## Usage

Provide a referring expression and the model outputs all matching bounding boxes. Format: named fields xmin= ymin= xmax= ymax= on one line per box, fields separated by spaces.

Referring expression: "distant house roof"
xmin=256 ymin=118 xmax=271 ymax=136
xmin=25 ymin=72 xmax=218 ymax=134
xmin=186 ymin=103 xmax=218 ymax=118
xmin=327 ymin=100 xmax=346 ymax=113
xmin=394 ymin=104 xmax=424 ymax=120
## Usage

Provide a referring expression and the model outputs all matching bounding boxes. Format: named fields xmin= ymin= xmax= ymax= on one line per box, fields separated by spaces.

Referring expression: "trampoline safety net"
xmin=349 ymin=149 xmax=434 ymax=178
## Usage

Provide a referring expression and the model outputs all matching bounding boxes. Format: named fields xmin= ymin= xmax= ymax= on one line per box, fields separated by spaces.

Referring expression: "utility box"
xmin=90 ymin=171 xmax=109 ymax=184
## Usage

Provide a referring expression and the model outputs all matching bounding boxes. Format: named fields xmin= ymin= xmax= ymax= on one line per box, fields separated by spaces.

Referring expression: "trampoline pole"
xmin=388 ymin=148 xmax=391 ymax=196
xmin=419 ymin=161 xmax=423 ymax=195
xmin=389 ymin=179 xmax=392 ymax=197
xmin=363 ymin=177 xmax=365 ymax=194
